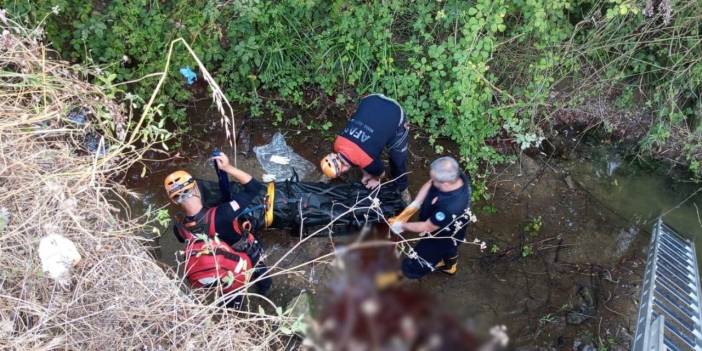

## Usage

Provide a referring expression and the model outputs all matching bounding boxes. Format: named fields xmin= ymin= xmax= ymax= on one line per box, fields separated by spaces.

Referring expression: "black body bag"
xmin=196 ymin=178 xmax=404 ymax=236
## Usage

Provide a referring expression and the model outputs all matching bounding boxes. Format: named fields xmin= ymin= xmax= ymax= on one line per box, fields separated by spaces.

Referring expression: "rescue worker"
xmin=164 ymin=152 xmax=272 ymax=298
xmin=390 ymin=156 xmax=471 ymax=279
xmin=320 ymin=94 xmax=412 ymax=204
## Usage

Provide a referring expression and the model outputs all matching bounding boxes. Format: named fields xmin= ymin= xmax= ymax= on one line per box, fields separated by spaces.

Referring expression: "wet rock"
xmin=579 ymin=285 xmax=596 ymax=308
xmin=564 ymin=175 xmax=575 ymax=190
xmin=66 ymin=107 xmax=89 ymax=126
xmin=238 ymin=129 xmax=253 ymax=158
xmin=566 ymin=311 xmax=588 ymax=325
xmin=84 ymin=132 xmax=107 ymax=157
xmin=618 ymin=326 xmax=633 ymax=344
xmin=573 ymin=338 xmax=596 ymax=351
xmin=566 ymin=285 xmax=597 ymax=325
xmin=237 ymin=119 xmax=254 ymax=158
xmin=519 ymin=154 xmax=541 ymax=175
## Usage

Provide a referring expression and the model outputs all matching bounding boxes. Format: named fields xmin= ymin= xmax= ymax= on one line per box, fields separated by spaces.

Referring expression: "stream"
xmin=123 ymin=104 xmax=702 ymax=349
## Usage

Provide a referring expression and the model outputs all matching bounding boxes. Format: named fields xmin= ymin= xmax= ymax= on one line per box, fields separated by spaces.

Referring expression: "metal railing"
xmin=633 ymin=218 xmax=702 ymax=351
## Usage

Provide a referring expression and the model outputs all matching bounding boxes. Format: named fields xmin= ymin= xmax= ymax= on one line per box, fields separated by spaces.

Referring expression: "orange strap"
xmin=264 ymin=182 xmax=275 ymax=228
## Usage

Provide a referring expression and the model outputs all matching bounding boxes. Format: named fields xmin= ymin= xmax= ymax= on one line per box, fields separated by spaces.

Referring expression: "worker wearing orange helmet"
xmin=164 ymin=153 xmax=271 ymax=296
xmin=320 ymin=94 xmax=411 ymax=204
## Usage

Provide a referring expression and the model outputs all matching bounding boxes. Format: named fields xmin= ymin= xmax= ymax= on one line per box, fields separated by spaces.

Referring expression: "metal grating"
xmin=633 ymin=218 xmax=702 ymax=351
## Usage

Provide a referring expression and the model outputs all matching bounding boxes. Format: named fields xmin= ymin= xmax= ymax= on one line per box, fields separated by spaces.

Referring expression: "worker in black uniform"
xmin=390 ymin=156 xmax=471 ymax=278
xmin=320 ymin=94 xmax=412 ymax=204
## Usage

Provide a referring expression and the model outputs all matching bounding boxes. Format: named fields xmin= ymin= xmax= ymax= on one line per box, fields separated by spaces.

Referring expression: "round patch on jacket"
xmin=434 ymin=211 xmax=446 ymax=222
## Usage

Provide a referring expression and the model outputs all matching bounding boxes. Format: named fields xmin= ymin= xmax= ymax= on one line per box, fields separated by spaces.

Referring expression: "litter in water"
xmin=38 ymin=234 xmax=81 ymax=286
xmin=179 ymin=67 xmax=197 ymax=85
xmin=254 ymin=132 xmax=316 ymax=181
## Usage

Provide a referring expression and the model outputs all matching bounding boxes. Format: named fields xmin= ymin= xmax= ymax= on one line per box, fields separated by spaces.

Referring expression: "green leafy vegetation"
xmin=7 ymin=0 xmax=701 ymax=192
xmin=524 ymin=215 xmax=543 ymax=236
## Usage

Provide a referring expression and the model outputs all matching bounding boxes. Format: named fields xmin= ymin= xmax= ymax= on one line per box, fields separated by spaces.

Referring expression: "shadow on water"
xmin=122 ymin=100 xmax=702 ymax=348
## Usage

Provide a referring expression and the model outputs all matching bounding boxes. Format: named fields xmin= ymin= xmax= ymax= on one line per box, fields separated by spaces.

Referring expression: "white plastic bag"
xmin=38 ymin=234 xmax=81 ymax=285
xmin=254 ymin=133 xmax=316 ymax=181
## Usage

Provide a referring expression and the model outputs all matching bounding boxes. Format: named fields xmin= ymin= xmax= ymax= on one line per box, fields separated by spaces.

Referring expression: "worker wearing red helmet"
xmin=320 ymin=94 xmax=411 ymax=204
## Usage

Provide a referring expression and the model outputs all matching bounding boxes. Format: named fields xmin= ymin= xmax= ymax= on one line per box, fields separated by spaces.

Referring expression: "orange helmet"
xmin=321 ymin=153 xmax=344 ymax=178
xmin=164 ymin=170 xmax=196 ymax=201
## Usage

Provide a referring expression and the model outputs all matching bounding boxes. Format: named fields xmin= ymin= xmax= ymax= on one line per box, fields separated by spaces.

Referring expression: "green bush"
xmin=5 ymin=0 xmax=701 ymax=191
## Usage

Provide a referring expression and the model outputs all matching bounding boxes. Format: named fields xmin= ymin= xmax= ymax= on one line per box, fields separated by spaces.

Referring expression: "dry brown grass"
xmin=0 ymin=20 xmax=293 ymax=351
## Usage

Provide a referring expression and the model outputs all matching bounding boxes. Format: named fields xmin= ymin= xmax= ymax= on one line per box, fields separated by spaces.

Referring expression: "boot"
xmin=435 ymin=255 xmax=458 ymax=275
xmin=400 ymin=189 xmax=412 ymax=206
xmin=374 ymin=270 xmax=403 ymax=289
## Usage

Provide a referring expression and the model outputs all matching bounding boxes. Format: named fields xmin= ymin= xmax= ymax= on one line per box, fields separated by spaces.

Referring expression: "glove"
xmin=390 ymin=221 xmax=404 ymax=234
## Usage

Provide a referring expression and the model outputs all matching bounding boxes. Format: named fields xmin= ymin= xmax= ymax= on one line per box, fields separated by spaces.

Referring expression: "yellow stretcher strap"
xmin=264 ymin=182 xmax=275 ymax=228
xmin=388 ymin=205 xmax=419 ymax=224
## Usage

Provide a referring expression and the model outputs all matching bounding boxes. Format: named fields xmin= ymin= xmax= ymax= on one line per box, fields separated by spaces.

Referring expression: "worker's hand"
xmin=212 ymin=153 xmax=231 ymax=169
xmin=361 ymin=172 xmax=373 ymax=185
xmin=364 ymin=177 xmax=381 ymax=189
xmin=390 ymin=221 xmax=404 ymax=234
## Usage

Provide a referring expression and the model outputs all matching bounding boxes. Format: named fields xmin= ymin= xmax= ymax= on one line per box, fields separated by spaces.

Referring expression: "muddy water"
xmin=124 ymin=103 xmax=701 ymax=348
xmin=564 ymin=145 xmax=702 ymax=263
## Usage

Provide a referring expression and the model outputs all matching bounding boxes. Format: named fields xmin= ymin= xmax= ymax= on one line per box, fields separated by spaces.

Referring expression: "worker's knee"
xmin=251 ymin=261 xmax=272 ymax=295
xmin=401 ymin=256 xmax=433 ymax=279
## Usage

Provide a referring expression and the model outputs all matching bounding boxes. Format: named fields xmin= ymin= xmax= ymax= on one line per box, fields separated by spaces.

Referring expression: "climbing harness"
xmin=176 ymin=207 xmax=253 ymax=293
